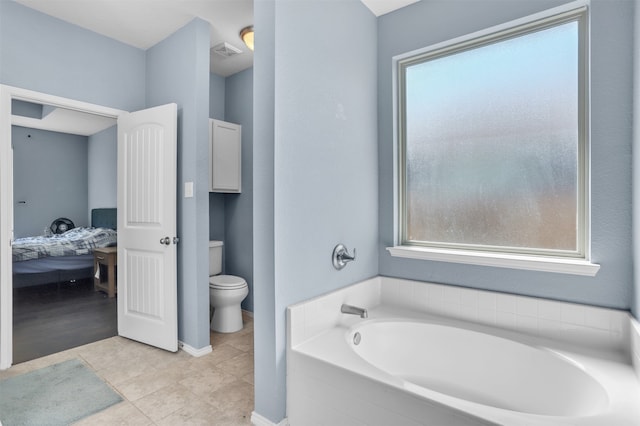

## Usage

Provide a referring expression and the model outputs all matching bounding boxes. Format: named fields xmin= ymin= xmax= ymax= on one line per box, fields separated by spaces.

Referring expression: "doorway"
xmin=0 ymin=84 xmax=126 ymax=369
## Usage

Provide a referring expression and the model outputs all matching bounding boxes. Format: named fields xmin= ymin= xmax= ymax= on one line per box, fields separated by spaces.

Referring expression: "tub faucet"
xmin=341 ymin=304 xmax=368 ymax=319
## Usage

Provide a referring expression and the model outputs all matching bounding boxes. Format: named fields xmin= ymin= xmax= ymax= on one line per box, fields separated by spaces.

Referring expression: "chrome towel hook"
xmin=332 ymin=244 xmax=356 ymax=270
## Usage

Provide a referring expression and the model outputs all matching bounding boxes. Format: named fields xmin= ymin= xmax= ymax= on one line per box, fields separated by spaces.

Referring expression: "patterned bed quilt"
xmin=12 ymin=227 xmax=118 ymax=262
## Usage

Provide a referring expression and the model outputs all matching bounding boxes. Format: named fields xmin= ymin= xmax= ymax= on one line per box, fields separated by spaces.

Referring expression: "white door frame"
xmin=0 ymin=84 xmax=126 ymax=369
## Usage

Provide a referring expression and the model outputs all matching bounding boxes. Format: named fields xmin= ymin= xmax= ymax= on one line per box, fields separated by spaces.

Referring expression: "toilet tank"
xmin=209 ymin=241 xmax=223 ymax=276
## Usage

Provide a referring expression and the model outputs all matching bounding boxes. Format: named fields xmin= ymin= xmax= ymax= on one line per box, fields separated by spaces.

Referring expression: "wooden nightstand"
xmin=94 ymin=246 xmax=117 ymax=298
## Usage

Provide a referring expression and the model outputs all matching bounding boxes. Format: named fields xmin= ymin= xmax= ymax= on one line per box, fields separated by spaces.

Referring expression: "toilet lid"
xmin=209 ymin=275 xmax=247 ymax=290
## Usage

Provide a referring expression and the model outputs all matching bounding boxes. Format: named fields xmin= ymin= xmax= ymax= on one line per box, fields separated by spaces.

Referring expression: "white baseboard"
xmin=178 ymin=341 xmax=212 ymax=357
xmin=251 ymin=411 xmax=288 ymax=426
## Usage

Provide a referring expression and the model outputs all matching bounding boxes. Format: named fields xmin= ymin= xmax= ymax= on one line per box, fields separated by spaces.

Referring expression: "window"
xmin=392 ymin=4 xmax=597 ymax=274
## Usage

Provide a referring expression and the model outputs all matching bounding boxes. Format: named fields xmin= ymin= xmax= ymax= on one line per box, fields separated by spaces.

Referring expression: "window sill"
xmin=386 ymin=246 xmax=600 ymax=276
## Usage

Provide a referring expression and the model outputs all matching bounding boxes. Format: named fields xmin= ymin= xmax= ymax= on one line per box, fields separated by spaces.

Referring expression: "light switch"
xmin=185 ymin=181 xmax=194 ymax=198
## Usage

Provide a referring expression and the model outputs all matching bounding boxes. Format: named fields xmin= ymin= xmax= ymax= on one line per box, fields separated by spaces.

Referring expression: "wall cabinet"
xmin=209 ymin=119 xmax=241 ymax=193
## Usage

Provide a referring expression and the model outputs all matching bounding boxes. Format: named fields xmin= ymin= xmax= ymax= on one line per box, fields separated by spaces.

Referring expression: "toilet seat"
xmin=209 ymin=274 xmax=247 ymax=290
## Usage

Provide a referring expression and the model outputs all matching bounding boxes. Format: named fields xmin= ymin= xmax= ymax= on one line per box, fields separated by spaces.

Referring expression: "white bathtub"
xmin=287 ymin=278 xmax=640 ymax=426
xmin=351 ymin=320 xmax=610 ymax=418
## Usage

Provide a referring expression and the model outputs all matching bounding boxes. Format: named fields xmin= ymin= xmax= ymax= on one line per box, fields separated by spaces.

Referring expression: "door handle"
xmin=160 ymin=236 xmax=171 ymax=245
xmin=173 ymin=237 xmax=180 ymax=245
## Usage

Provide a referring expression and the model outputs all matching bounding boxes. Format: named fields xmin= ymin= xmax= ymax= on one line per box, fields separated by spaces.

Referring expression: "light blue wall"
xmin=210 ymin=73 xmax=226 ymax=121
xmin=207 ymin=68 xmax=254 ymax=311
xmin=633 ymin=1 xmax=640 ymax=319
xmin=209 ymin=73 xmax=226 ymax=248
xmin=225 ymin=67 xmax=254 ymax=312
xmin=11 ymin=100 xmax=42 ymax=119
xmin=0 ymin=1 xmax=146 ymax=112
xmin=12 ymin=126 xmax=88 ymax=238
xmin=145 ymin=18 xmax=212 ymax=350
xmin=88 ymin=125 xmax=117 ymax=214
xmin=378 ymin=0 xmax=634 ymax=311
xmin=253 ymin=0 xmax=378 ymax=422
xmin=253 ymin=0 xmax=278 ymax=420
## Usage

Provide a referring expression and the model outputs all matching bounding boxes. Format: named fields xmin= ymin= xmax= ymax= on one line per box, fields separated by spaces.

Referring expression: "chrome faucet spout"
xmin=341 ymin=304 xmax=368 ymax=319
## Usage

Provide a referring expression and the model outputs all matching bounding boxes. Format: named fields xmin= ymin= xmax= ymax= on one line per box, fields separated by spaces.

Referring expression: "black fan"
xmin=50 ymin=217 xmax=75 ymax=234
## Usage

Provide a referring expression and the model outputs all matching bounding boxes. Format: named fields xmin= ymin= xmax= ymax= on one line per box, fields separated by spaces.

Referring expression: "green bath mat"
xmin=0 ymin=358 xmax=122 ymax=425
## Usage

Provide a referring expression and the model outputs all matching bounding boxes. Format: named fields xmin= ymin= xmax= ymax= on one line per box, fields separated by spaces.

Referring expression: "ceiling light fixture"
xmin=240 ymin=26 xmax=254 ymax=51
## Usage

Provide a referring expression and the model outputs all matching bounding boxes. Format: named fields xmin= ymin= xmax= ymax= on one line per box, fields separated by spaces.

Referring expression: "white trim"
xmin=0 ymin=84 xmax=126 ymax=370
xmin=251 ymin=412 xmax=289 ymax=426
xmin=0 ymin=86 xmax=13 ymax=370
xmin=387 ymin=245 xmax=600 ymax=276
xmin=178 ymin=341 xmax=212 ymax=357
xmin=393 ymin=0 xmax=589 ymax=63
xmin=392 ymin=1 xmax=592 ymax=262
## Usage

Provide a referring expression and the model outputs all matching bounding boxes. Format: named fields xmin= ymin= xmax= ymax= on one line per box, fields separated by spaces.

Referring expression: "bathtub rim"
xmin=289 ymin=305 xmax=640 ymax=426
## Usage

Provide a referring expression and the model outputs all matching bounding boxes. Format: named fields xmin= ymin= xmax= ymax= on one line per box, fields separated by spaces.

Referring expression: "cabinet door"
xmin=210 ymin=119 xmax=241 ymax=193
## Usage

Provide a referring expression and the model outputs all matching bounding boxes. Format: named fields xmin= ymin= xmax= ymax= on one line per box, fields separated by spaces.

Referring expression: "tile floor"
xmin=0 ymin=315 xmax=254 ymax=425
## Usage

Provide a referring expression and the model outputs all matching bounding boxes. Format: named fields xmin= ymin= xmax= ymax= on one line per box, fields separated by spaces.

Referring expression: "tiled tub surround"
xmin=287 ymin=277 xmax=640 ymax=425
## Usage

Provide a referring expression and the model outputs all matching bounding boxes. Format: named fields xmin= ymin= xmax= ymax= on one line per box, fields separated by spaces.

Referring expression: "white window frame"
xmin=387 ymin=1 xmax=600 ymax=276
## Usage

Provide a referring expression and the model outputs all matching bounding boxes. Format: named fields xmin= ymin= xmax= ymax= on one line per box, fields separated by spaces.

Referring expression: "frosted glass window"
xmin=398 ymin=13 xmax=587 ymax=257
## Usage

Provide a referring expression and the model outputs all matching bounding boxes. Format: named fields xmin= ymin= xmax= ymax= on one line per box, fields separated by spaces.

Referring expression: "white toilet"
xmin=209 ymin=241 xmax=248 ymax=333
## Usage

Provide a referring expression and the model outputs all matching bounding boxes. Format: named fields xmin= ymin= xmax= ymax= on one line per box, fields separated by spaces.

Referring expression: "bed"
xmin=12 ymin=208 xmax=117 ymax=289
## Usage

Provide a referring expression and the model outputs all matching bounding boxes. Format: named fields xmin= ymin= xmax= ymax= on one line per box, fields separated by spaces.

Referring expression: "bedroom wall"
xmin=0 ymin=1 xmax=146 ymax=112
xmin=88 ymin=125 xmax=117 ymax=217
xmin=377 ymin=0 xmax=634 ymax=312
xmin=12 ymin=126 xmax=88 ymax=238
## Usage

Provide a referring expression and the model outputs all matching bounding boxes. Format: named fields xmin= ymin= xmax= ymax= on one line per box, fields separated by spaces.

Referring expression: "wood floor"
xmin=12 ymin=279 xmax=117 ymax=364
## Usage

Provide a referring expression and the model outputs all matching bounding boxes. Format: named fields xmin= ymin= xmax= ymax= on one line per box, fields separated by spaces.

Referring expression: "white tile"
xmin=561 ymin=303 xmax=586 ymax=326
xmin=516 ymin=314 xmax=538 ymax=335
xmin=426 ymin=284 xmax=444 ymax=314
xmin=477 ymin=308 xmax=496 ymax=326
xmin=442 ymin=302 xmax=463 ymax=318
xmin=516 ymin=296 xmax=538 ymax=318
xmin=495 ymin=293 xmax=517 ymax=314
xmin=443 ymin=286 xmax=462 ymax=305
xmin=538 ymin=300 xmax=563 ymax=321
xmin=411 ymin=283 xmax=429 ymax=312
xmin=610 ymin=311 xmax=629 ymax=336
xmin=460 ymin=288 xmax=479 ymax=309
xmin=583 ymin=306 xmax=611 ymax=331
xmin=305 ymin=302 xmax=326 ymax=341
xmin=321 ymin=292 xmax=342 ymax=327
xmin=426 ymin=283 xmax=444 ymax=301
xmin=381 ymin=278 xmax=403 ymax=306
xmin=495 ymin=311 xmax=517 ymax=329
xmin=359 ymin=277 xmax=382 ymax=307
xmin=288 ymin=307 xmax=305 ymax=347
xmin=397 ymin=279 xmax=414 ymax=306
xmin=458 ymin=305 xmax=478 ymax=323
xmin=477 ymin=291 xmax=496 ymax=311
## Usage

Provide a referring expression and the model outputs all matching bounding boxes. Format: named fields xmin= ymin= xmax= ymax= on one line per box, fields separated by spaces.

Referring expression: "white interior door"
xmin=117 ymin=103 xmax=178 ymax=352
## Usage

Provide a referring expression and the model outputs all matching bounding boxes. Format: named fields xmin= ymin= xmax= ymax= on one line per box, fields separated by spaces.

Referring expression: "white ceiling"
xmin=15 ymin=0 xmax=419 ymax=77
